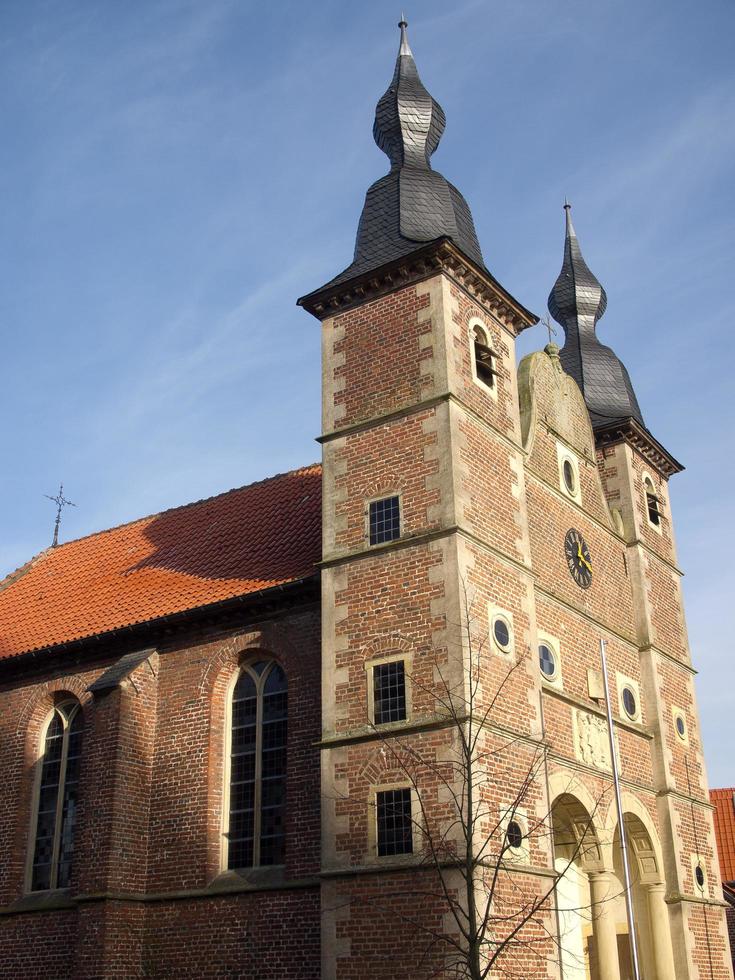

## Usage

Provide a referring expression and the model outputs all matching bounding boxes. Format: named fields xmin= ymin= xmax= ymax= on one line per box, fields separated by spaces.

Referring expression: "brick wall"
xmin=0 ymin=600 xmax=321 ymax=978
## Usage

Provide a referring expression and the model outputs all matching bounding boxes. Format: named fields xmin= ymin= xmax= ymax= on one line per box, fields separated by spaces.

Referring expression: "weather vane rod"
xmin=44 ymin=483 xmax=76 ymax=547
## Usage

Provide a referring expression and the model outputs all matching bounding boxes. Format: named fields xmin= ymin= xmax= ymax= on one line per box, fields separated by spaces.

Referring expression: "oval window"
xmin=507 ymin=821 xmax=524 ymax=850
xmin=538 ymin=644 xmax=556 ymax=679
xmin=622 ymin=686 xmax=637 ymax=719
xmin=493 ymin=617 xmax=511 ymax=651
xmin=563 ymin=459 xmax=576 ymax=494
xmin=695 ymin=864 xmax=705 ymax=889
xmin=676 ymin=714 xmax=686 ymax=739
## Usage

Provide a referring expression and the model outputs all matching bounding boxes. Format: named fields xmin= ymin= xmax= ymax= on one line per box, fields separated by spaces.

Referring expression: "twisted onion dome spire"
xmin=373 ymin=18 xmax=446 ymax=170
xmin=548 ymin=204 xmax=645 ymax=430
xmin=326 ymin=19 xmax=486 ymax=287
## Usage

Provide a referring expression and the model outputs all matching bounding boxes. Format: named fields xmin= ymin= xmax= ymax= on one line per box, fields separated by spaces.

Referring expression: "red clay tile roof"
xmin=711 ymin=788 xmax=735 ymax=883
xmin=0 ymin=464 xmax=322 ymax=660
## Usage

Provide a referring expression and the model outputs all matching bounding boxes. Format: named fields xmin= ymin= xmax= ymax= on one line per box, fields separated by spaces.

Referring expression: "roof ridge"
xmin=37 ymin=462 xmax=322 ymax=554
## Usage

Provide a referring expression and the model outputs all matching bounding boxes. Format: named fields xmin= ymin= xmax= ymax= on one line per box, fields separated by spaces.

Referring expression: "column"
xmin=645 ymin=882 xmax=676 ymax=980
xmin=589 ymin=871 xmax=621 ymax=980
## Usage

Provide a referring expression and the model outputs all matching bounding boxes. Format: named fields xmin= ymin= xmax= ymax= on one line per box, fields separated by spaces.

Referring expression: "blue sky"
xmin=0 ymin=0 xmax=733 ymax=783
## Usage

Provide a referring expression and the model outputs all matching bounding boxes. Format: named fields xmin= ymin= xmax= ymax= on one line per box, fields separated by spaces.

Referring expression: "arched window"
xmin=29 ymin=701 xmax=83 ymax=891
xmin=227 ymin=661 xmax=287 ymax=870
xmin=643 ymin=476 xmax=662 ymax=527
xmin=471 ymin=324 xmax=498 ymax=390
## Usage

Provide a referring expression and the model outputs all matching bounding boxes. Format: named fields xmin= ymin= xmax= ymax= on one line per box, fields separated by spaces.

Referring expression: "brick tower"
xmin=299 ymin=19 xmax=733 ymax=980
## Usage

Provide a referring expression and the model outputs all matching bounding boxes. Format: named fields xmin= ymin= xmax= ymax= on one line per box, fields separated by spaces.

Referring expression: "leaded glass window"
xmin=376 ymin=788 xmax=413 ymax=857
xmin=369 ymin=496 xmax=400 ymax=546
xmin=30 ymin=702 xmax=84 ymax=891
xmin=227 ymin=661 xmax=287 ymax=869
xmin=373 ymin=661 xmax=407 ymax=725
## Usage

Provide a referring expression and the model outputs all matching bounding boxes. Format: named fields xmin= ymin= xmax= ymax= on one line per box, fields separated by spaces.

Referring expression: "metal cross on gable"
xmin=44 ymin=483 xmax=76 ymax=547
xmin=541 ymin=314 xmax=557 ymax=345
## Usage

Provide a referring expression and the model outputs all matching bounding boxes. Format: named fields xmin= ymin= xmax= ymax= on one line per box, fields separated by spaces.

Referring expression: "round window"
xmin=675 ymin=714 xmax=686 ymax=739
xmin=538 ymin=644 xmax=556 ymax=679
xmin=622 ymin=686 xmax=637 ymax=719
xmin=562 ymin=458 xmax=576 ymax=494
xmin=507 ymin=821 xmax=524 ymax=850
xmin=493 ymin=617 xmax=511 ymax=651
xmin=695 ymin=864 xmax=705 ymax=889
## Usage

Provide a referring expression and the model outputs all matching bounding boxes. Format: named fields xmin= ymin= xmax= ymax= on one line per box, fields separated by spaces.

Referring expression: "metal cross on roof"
xmin=44 ymin=483 xmax=76 ymax=548
xmin=541 ymin=314 xmax=557 ymax=344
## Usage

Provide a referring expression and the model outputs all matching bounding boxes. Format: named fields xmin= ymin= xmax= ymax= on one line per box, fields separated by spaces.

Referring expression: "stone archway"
xmin=551 ymin=793 xmax=606 ymax=980
xmin=611 ymin=811 xmax=676 ymax=980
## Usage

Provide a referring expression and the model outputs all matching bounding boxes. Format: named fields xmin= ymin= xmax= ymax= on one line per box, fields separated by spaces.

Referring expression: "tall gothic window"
xmin=30 ymin=701 xmax=84 ymax=891
xmin=227 ymin=661 xmax=287 ymax=869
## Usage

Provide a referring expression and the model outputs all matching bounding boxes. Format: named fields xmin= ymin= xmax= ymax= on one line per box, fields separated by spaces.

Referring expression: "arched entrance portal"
xmin=611 ymin=813 xmax=676 ymax=980
xmin=552 ymin=793 xmax=608 ymax=980
xmin=551 ymin=789 xmax=677 ymax=980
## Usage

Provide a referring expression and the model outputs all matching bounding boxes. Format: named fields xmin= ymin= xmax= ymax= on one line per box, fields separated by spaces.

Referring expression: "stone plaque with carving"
xmin=573 ymin=709 xmax=612 ymax=772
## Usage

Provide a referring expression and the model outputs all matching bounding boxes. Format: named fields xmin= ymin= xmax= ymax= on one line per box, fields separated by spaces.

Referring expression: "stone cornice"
xmin=297 ymin=238 xmax=538 ymax=336
xmin=595 ymin=418 xmax=684 ymax=479
xmin=541 ymin=683 xmax=654 ymax=740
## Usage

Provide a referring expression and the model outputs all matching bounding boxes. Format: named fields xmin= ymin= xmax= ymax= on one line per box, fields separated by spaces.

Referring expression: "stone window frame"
xmin=672 ymin=706 xmax=689 ymax=745
xmin=468 ymin=318 xmax=499 ymax=401
xmin=642 ymin=471 xmax=664 ymax=533
xmin=556 ymin=440 xmax=582 ymax=505
xmin=367 ymin=782 xmax=420 ymax=865
xmin=489 ymin=605 xmax=515 ymax=657
xmin=364 ymin=491 xmax=403 ymax=548
xmin=25 ymin=698 xmax=83 ymax=894
xmin=537 ymin=630 xmax=563 ymax=690
xmin=364 ymin=651 xmax=414 ymax=728
xmin=616 ymin=672 xmax=642 ymax=724
xmin=220 ymin=658 xmax=288 ymax=874
xmin=499 ymin=806 xmax=531 ymax=866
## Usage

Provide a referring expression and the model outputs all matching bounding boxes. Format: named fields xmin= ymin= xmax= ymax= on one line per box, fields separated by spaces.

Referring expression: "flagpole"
xmin=599 ymin=638 xmax=642 ymax=980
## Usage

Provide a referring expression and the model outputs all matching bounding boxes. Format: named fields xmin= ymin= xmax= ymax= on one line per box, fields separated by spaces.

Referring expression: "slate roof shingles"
xmin=0 ymin=464 xmax=322 ymax=660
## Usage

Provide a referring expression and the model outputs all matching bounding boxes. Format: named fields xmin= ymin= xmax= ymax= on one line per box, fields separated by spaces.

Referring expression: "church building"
xmin=0 ymin=20 xmax=731 ymax=980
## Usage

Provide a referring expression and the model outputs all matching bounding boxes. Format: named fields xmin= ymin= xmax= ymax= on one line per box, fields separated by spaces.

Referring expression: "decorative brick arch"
xmin=198 ymin=621 xmax=296 ymax=697
xmin=361 ymin=634 xmax=416 ymax=664
xmin=15 ymin=675 xmax=92 ymax=739
xmin=360 ymin=474 xmax=408 ymax=501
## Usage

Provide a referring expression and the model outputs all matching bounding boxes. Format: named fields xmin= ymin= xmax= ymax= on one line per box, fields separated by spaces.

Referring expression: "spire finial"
xmin=398 ymin=14 xmax=411 ymax=56
xmin=563 ymin=197 xmax=571 ymax=211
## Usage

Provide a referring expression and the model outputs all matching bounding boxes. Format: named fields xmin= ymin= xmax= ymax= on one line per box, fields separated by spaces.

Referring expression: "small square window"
xmin=373 ymin=661 xmax=407 ymax=725
xmin=376 ymin=788 xmax=413 ymax=856
xmin=369 ymin=496 xmax=401 ymax=546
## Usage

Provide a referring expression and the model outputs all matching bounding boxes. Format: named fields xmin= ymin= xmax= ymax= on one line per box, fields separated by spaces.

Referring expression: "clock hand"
xmin=576 ymin=544 xmax=592 ymax=573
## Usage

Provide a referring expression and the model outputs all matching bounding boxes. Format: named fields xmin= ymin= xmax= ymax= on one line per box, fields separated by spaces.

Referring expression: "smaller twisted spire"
xmin=548 ymin=204 xmax=644 ymax=430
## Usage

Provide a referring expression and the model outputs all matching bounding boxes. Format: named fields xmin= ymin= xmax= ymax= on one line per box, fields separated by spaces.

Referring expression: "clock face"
xmin=564 ymin=528 xmax=592 ymax=589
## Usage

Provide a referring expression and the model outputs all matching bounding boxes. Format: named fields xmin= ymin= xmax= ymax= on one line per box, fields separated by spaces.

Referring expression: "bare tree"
xmin=356 ymin=584 xmax=613 ymax=980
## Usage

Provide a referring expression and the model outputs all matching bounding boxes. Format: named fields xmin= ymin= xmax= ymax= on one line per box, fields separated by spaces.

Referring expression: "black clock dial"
xmin=564 ymin=528 xmax=592 ymax=589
